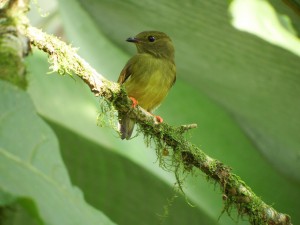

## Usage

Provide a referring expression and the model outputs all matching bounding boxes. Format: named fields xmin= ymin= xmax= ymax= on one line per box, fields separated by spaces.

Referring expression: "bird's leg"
xmin=129 ymin=97 xmax=138 ymax=108
xmin=155 ymin=115 xmax=163 ymax=123
xmin=149 ymin=112 xmax=163 ymax=123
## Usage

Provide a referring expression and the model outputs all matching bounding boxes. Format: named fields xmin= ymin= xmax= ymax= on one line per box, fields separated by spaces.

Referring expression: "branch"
xmin=0 ymin=0 xmax=29 ymax=89
xmin=25 ymin=26 xmax=292 ymax=225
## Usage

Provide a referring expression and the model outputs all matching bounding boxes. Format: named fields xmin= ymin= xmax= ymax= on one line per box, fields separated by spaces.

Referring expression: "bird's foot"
xmin=155 ymin=115 xmax=163 ymax=123
xmin=149 ymin=112 xmax=163 ymax=123
xmin=129 ymin=97 xmax=138 ymax=108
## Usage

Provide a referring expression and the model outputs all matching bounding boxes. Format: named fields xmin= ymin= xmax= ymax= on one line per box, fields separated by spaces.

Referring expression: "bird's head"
xmin=126 ymin=31 xmax=174 ymax=60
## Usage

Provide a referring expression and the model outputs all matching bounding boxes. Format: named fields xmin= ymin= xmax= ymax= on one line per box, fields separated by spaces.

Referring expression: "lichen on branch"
xmin=0 ymin=0 xmax=30 ymax=89
xmin=24 ymin=26 xmax=292 ymax=225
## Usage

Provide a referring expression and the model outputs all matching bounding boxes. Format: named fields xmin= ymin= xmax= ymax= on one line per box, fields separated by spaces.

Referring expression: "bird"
xmin=117 ymin=31 xmax=176 ymax=140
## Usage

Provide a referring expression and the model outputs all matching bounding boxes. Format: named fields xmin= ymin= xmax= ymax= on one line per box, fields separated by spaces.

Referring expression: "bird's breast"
xmin=124 ymin=56 xmax=175 ymax=111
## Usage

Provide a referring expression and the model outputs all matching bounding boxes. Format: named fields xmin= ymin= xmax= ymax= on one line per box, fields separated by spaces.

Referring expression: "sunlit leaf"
xmin=230 ymin=0 xmax=300 ymax=57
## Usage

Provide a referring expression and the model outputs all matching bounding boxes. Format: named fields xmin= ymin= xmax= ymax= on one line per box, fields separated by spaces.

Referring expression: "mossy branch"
xmin=0 ymin=0 xmax=29 ymax=89
xmin=25 ymin=26 xmax=292 ymax=225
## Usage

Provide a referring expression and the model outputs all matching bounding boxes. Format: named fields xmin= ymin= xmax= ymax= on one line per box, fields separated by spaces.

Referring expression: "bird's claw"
xmin=129 ymin=97 xmax=138 ymax=108
xmin=155 ymin=115 xmax=163 ymax=123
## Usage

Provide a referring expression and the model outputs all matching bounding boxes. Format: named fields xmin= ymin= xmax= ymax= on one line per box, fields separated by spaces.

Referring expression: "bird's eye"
xmin=148 ymin=36 xmax=155 ymax=42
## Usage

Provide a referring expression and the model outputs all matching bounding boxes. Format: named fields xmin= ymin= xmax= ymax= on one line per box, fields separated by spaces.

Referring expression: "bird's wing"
xmin=171 ymin=62 xmax=176 ymax=87
xmin=117 ymin=55 xmax=139 ymax=84
xmin=117 ymin=64 xmax=130 ymax=84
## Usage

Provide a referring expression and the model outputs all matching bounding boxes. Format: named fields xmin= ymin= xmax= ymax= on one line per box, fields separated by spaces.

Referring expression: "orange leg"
xmin=129 ymin=97 xmax=138 ymax=108
xmin=155 ymin=115 xmax=163 ymax=123
xmin=149 ymin=112 xmax=163 ymax=123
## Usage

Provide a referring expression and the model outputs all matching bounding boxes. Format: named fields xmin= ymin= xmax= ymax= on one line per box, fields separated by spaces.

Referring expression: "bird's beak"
xmin=126 ymin=37 xmax=139 ymax=43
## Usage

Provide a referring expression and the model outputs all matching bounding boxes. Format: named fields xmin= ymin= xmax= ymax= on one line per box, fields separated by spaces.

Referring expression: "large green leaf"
xmin=0 ymin=81 xmax=115 ymax=225
xmin=25 ymin=0 xmax=300 ymax=224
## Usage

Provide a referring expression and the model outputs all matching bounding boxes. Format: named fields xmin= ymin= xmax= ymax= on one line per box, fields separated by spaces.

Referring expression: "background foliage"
xmin=1 ymin=0 xmax=300 ymax=224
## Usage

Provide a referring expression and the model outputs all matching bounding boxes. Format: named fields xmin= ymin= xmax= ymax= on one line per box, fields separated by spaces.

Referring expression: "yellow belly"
xmin=124 ymin=57 xmax=175 ymax=111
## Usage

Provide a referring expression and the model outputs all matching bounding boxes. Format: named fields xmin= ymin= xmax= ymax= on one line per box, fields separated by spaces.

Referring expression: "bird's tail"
xmin=119 ymin=116 xmax=135 ymax=140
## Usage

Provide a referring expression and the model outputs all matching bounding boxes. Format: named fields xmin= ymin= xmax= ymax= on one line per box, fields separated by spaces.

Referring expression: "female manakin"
xmin=118 ymin=31 xmax=176 ymax=140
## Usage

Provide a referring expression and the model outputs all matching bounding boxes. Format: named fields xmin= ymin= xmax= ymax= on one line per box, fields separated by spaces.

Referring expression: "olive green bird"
xmin=118 ymin=31 xmax=176 ymax=140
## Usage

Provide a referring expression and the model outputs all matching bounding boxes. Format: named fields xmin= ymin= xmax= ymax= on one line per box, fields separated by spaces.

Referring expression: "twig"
xmin=176 ymin=124 xmax=198 ymax=133
xmin=24 ymin=26 xmax=292 ymax=225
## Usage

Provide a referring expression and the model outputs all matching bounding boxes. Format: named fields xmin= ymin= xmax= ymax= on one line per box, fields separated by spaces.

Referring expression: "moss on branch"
xmin=24 ymin=26 xmax=292 ymax=225
xmin=0 ymin=0 xmax=30 ymax=89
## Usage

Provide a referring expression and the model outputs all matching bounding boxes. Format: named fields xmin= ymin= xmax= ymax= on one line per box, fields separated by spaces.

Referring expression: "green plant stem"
xmin=25 ymin=26 xmax=292 ymax=225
